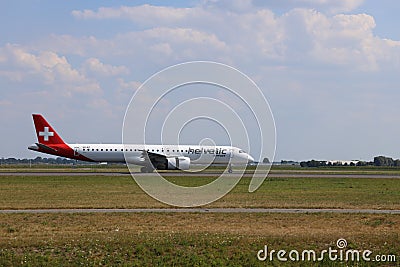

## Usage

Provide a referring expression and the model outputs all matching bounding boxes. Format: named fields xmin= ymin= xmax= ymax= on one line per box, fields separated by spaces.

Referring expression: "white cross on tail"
xmin=39 ymin=127 xmax=54 ymax=141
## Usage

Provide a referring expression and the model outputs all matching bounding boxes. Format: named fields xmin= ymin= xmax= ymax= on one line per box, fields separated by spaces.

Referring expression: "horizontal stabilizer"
xmin=36 ymin=143 xmax=58 ymax=152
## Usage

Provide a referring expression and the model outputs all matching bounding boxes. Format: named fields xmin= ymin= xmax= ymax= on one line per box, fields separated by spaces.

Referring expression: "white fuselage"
xmin=69 ymin=144 xmax=253 ymax=166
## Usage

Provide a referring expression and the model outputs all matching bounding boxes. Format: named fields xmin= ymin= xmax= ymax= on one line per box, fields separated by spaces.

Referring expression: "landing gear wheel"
xmin=228 ymin=164 xmax=233 ymax=173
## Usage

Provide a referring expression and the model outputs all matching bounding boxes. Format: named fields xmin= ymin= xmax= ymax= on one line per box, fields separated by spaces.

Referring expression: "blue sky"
xmin=1 ymin=0 xmax=399 ymax=161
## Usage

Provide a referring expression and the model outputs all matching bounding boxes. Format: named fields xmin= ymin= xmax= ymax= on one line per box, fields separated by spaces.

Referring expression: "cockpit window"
xmin=239 ymin=150 xmax=246 ymax=153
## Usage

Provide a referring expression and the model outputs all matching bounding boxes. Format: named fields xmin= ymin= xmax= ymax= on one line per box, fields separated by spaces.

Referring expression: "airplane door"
xmin=74 ymin=147 xmax=79 ymax=156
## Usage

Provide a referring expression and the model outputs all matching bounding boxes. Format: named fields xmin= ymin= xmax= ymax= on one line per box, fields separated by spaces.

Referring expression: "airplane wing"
xmin=138 ymin=149 xmax=190 ymax=171
xmin=140 ymin=150 xmax=167 ymax=168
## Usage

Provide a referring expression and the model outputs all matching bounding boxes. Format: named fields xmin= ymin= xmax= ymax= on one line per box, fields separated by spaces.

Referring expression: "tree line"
xmin=0 ymin=156 xmax=89 ymax=165
xmin=300 ymin=156 xmax=400 ymax=167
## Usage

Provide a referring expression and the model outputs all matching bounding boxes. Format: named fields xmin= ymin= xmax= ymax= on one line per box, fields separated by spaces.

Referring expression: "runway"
xmin=1 ymin=208 xmax=399 ymax=214
xmin=1 ymin=171 xmax=400 ymax=179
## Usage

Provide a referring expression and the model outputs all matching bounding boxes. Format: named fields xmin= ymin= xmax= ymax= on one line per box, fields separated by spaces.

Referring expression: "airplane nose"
xmin=247 ymin=155 xmax=254 ymax=163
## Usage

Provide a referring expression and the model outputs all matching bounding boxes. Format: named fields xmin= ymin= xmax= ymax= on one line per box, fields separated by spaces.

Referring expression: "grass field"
xmin=0 ymin=174 xmax=399 ymax=209
xmin=0 ymin=166 xmax=399 ymax=266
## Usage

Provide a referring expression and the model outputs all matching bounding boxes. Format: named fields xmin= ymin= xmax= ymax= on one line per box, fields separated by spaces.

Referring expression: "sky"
xmin=0 ymin=0 xmax=399 ymax=162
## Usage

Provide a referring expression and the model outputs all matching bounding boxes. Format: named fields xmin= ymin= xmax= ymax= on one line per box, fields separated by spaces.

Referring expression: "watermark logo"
xmin=257 ymin=238 xmax=397 ymax=263
xmin=122 ymin=61 xmax=276 ymax=207
xmin=336 ymin=238 xmax=347 ymax=249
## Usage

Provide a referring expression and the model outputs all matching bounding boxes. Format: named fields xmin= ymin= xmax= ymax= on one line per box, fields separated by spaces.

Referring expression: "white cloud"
xmin=0 ymin=44 xmax=101 ymax=94
xmin=281 ymin=10 xmax=400 ymax=71
xmin=293 ymin=0 xmax=365 ymax=13
xmin=72 ymin=4 xmax=210 ymax=26
xmin=67 ymin=4 xmax=400 ymax=72
xmin=39 ymin=27 xmax=229 ymax=65
xmin=143 ymin=27 xmax=228 ymax=53
xmin=83 ymin=58 xmax=129 ymax=76
xmin=0 ymin=48 xmax=124 ymax=154
xmin=218 ymin=0 xmax=366 ymax=14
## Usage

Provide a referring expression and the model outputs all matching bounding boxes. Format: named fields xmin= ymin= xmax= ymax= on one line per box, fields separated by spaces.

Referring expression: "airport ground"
xmin=0 ymin=165 xmax=399 ymax=266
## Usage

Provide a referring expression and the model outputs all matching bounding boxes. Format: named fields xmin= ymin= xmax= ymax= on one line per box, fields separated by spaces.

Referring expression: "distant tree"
xmin=300 ymin=160 xmax=326 ymax=168
xmin=281 ymin=160 xmax=299 ymax=165
xmin=356 ymin=161 xmax=368 ymax=166
xmin=374 ymin=156 xmax=385 ymax=166
xmin=0 ymin=156 xmax=95 ymax=165
xmin=308 ymin=160 xmax=319 ymax=167
xmin=374 ymin=156 xmax=394 ymax=167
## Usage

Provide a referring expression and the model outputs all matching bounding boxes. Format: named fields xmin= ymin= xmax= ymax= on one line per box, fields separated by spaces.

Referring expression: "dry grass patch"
xmin=1 ymin=213 xmax=399 ymax=243
xmin=0 ymin=213 xmax=399 ymax=266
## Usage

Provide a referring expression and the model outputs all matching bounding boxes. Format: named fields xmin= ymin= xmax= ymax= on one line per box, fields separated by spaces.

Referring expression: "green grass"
xmin=0 ymin=175 xmax=399 ymax=209
xmin=220 ymin=177 xmax=400 ymax=209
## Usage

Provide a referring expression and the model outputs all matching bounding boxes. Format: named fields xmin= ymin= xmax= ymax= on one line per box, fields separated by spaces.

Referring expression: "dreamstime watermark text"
xmin=257 ymin=238 xmax=396 ymax=263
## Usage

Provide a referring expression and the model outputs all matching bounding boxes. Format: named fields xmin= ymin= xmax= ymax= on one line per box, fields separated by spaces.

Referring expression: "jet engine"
xmin=166 ymin=156 xmax=190 ymax=170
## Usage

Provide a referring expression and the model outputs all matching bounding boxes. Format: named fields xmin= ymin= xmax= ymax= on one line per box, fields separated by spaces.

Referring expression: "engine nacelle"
xmin=167 ymin=156 xmax=190 ymax=170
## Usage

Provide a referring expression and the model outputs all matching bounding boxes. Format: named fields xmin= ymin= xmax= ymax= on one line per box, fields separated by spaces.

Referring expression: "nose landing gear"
xmin=228 ymin=163 xmax=232 ymax=173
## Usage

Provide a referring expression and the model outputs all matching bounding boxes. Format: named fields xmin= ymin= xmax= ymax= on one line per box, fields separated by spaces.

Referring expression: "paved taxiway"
xmin=1 ymin=172 xmax=400 ymax=179
xmin=1 ymin=208 xmax=399 ymax=214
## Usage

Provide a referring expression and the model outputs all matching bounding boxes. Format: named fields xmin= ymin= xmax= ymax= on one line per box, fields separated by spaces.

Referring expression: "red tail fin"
xmin=32 ymin=114 xmax=66 ymax=145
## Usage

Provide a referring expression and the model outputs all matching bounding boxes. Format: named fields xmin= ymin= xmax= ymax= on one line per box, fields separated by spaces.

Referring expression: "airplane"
xmin=28 ymin=114 xmax=254 ymax=173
